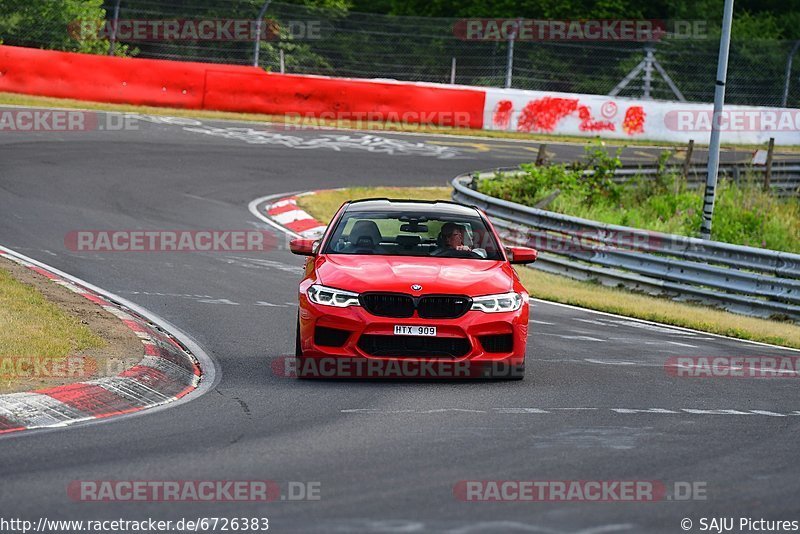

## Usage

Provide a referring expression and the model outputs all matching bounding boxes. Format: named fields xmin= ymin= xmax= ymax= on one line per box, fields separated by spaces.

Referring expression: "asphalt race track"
xmin=1 ymin=108 xmax=798 ymax=533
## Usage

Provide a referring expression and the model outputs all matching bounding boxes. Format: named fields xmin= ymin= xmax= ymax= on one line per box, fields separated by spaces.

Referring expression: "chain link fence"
xmin=1 ymin=0 xmax=798 ymax=107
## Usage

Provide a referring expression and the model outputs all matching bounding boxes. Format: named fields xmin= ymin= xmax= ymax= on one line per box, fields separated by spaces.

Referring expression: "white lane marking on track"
xmin=221 ymin=256 xmax=301 ymax=273
xmin=182 ymin=193 xmax=231 ymax=207
xmin=585 ymin=359 xmax=638 ymax=366
xmin=529 ymin=320 xmax=555 ymax=325
xmin=255 ymin=301 xmax=288 ymax=307
xmin=531 ymin=297 xmax=800 ymax=352
xmin=665 ymin=341 xmax=698 ymax=348
xmin=574 ymin=318 xmax=615 ymax=327
xmin=540 ymin=333 xmax=606 ymax=342
xmin=342 ymin=407 xmax=800 ymax=417
xmin=122 ymin=290 xmax=214 ymax=298
xmin=197 ymin=298 xmax=240 ymax=305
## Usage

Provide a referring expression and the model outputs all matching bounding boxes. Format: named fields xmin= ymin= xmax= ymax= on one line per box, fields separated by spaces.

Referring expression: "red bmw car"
xmin=289 ymin=199 xmax=538 ymax=379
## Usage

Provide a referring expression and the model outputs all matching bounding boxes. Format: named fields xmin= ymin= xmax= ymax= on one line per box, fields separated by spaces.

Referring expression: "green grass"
xmin=0 ymin=265 xmax=104 ymax=389
xmin=478 ymin=152 xmax=800 ymax=253
xmin=297 ymin=186 xmax=800 ymax=349
xmin=2 ymin=91 xmax=798 ymax=151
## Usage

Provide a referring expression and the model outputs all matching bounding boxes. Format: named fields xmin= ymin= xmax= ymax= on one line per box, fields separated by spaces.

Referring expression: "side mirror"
xmin=506 ymin=246 xmax=538 ymax=264
xmin=290 ymin=238 xmax=319 ymax=256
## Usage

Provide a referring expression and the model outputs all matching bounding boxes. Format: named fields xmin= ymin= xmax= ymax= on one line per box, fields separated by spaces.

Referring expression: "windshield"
xmin=323 ymin=210 xmax=504 ymax=260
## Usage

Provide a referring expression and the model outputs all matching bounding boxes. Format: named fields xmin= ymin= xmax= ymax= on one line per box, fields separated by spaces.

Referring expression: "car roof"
xmin=344 ymin=198 xmax=481 ymax=217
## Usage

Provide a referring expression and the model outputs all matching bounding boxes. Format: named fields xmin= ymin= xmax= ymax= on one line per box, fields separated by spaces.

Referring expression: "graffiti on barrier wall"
xmin=492 ymin=98 xmax=646 ymax=136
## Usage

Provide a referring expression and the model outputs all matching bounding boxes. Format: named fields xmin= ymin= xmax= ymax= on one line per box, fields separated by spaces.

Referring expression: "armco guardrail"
xmin=611 ymin=162 xmax=800 ymax=198
xmin=452 ymin=170 xmax=800 ymax=321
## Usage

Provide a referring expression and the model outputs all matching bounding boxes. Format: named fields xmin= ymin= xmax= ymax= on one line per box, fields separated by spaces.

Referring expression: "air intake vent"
xmin=479 ymin=334 xmax=514 ymax=353
xmin=314 ymin=326 xmax=351 ymax=347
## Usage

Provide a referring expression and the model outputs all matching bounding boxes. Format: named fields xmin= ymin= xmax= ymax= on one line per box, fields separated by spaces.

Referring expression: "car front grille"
xmin=359 ymin=292 xmax=471 ymax=319
xmin=360 ymin=293 xmax=415 ymax=318
xmin=357 ymin=334 xmax=471 ymax=358
xmin=417 ymin=295 xmax=471 ymax=319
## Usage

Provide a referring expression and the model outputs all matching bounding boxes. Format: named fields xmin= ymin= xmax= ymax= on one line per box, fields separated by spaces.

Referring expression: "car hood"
xmin=315 ymin=254 xmax=515 ymax=296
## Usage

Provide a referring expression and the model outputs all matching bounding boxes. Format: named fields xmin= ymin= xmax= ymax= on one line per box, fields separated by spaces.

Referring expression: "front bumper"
xmin=297 ymin=294 xmax=528 ymax=377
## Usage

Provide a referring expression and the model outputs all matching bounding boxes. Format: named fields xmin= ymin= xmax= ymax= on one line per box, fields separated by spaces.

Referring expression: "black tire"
xmin=295 ymin=315 xmax=311 ymax=379
xmin=295 ymin=315 xmax=303 ymax=357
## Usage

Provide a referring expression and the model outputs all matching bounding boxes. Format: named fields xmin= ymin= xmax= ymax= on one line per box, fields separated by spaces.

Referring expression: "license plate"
xmin=394 ymin=325 xmax=437 ymax=336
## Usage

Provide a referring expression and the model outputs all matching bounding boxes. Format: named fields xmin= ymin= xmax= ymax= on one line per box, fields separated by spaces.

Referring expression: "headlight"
xmin=307 ymin=284 xmax=360 ymax=307
xmin=471 ymin=292 xmax=523 ymax=313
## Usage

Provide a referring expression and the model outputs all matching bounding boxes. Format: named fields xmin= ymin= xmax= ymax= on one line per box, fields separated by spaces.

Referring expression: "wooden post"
xmin=682 ymin=139 xmax=694 ymax=181
xmin=536 ymin=144 xmax=547 ymax=166
xmin=764 ymin=137 xmax=775 ymax=192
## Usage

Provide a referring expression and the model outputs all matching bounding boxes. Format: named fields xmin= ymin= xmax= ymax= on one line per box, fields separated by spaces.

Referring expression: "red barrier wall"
xmin=0 ymin=46 xmax=485 ymax=128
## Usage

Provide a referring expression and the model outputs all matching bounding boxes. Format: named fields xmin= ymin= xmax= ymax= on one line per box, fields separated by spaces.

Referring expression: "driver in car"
xmin=433 ymin=222 xmax=488 ymax=258
xmin=440 ymin=222 xmax=471 ymax=252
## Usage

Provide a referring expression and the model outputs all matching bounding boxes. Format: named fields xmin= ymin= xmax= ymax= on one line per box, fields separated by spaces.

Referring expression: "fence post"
xmin=107 ymin=0 xmax=121 ymax=56
xmin=450 ymin=57 xmax=457 ymax=84
xmin=643 ymin=46 xmax=655 ymax=99
xmin=782 ymin=41 xmax=800 ymax=107
xmin=252 ymin=0 xmax=273 ymax=67
xmin=682 ymin=139 xmax=694 ymax=181
xmin=504 ymin=21 xmax=517 ymax=89
xmin=279 ymin=49 xmax=285 ymax=74
xmin=764 ymin=137 xmax=775 ymax=192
